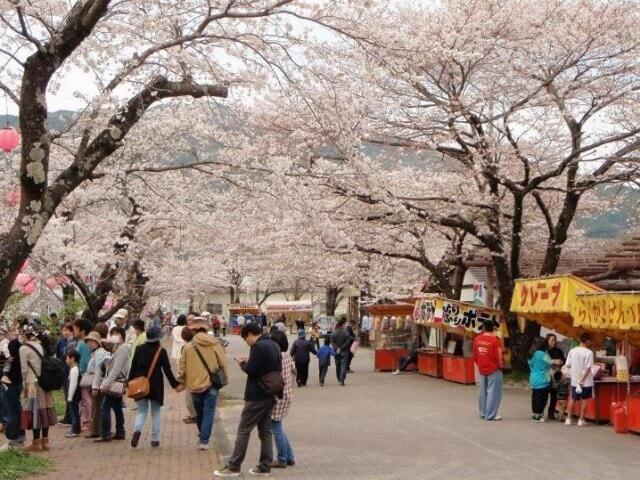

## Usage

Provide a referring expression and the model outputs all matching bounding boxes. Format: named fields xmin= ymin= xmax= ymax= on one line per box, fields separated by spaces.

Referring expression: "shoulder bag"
xmin=193 ymin=345 xmax=227 ymax=390
xmin=127 ymin=347 xmax=162 ymax=400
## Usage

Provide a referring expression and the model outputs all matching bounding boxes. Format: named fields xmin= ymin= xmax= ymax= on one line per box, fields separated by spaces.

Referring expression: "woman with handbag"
xmin=83 ymin=331 xmax=107 ymax=438
xmin=19 ymin=324 xmax=56 ymax=451
xmin=128 ymin=327 xmax=182 ymax=448
xmin=95 ymin=326 xmax=130 ymax=443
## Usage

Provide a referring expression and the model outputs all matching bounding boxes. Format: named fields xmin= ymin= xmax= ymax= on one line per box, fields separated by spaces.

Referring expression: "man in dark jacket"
xmin=215 ymin=323 xmax=282 ymax=478
xmin=1 ymin=336 xmax=24 ymax=450
xmin=331 ymin=320 xmax=353 ymax=386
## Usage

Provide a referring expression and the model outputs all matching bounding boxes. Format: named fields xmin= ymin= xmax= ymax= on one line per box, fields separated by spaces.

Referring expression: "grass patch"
xmin=0 ymin=451 xmax=51 ymax=480
xmin=52 ymin=389 xmax=65 ymax=416
xmin=504 ymin=370 xmax=529 ymax=384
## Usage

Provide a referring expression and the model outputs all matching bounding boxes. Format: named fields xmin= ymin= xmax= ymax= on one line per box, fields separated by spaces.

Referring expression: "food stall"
xmin=265 ymin=300 xmax=313 ymax=333
xmin=511 ymin=275 xmax=640 ymax=426
xmin=366 ymin=303 xmax=415 ymax=372
xmin=228 ymin=304 xmax=261 ymax=335
xmin=414 ymin=297 xmax=506 ymax=384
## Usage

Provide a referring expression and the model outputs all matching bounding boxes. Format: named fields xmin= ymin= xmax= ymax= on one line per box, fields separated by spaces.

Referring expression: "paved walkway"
xmin=27 ymin=335 xmax=640 ymax=480
xmin=218 ymin=334 xmax=640 ymax=480
xmin=33 ymin=353 xmax=220 ymax=480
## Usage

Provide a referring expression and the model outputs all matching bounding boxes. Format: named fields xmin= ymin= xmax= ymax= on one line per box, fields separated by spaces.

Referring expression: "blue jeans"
xmin=271 ymin=420 xmax=294 ymax=464
xmin=68 ymin=400 xmax=81 ymax=434
xmin=192 ymin=388 xmax=218 ymax=444
xmin=134 ymin=399 xmax=162 ymax=442
xmin=478 ymin=370 xmax=503 ymax=420
xmin=3 ymin=384 xmax=23 ymax=443
xmin=101 ymin=394 xmax=125 ymax=438
xmin=335 ymin=351 xmax=348 ymax=383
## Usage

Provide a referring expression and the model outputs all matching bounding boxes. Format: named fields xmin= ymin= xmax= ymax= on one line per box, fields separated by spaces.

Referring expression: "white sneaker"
xmin=564 ymin=418 xmax=572 ymax=426
xmin=214 ymin=467 xmax=241 ymax=477
xmin=249 ymin=467 xmax=271 ymax=477
xmin=577 ymin=419 xmax=587 ymax=427
xmin=392 ymin=370 xmax=400 ymax=375
xmin=0 ymin=442 xmax=15 ymax=452
xmin=199 ymin=443 xmax=210 ymax=450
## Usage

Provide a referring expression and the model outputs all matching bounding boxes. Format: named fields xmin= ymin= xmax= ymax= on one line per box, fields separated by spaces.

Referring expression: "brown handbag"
xmin=127 ymin=347 xmax=162 ymax=400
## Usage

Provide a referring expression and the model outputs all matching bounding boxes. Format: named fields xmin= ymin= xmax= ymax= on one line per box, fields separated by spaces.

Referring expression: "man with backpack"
xmin=214 ymin=323 xmax=282 ymax=478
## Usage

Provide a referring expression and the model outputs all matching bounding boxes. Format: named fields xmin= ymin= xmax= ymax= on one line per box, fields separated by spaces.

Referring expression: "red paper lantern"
xmin=0 ymin=125 xmax=20 ymax=153
xmin=14 ymin=272 xmax=36 ymax=295
xmin=5 ymin=186 xmax=20 ymax=207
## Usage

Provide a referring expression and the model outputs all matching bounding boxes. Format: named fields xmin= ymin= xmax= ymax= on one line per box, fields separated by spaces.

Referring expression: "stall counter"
xmin=628 ymin=396 xmax=640 ymax=434
xmin=418 ymin=350 xmax=443 ymax=378
xmin=375 ymin=348 xmax=409 ymax=372
xmin=571 ymin=379 xmax=640 ymax=423
xmin=441 ymin=354 xmax=475 ymax=384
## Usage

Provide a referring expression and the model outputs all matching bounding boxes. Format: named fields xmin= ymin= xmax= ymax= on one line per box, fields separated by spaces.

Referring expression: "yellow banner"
xmin=510 ymin=275 xmax=602 ymax=315
xmin=574 ymin=294 xmax=640 ymax=331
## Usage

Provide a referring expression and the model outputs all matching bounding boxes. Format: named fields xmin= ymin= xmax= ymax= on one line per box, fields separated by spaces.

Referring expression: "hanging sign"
xmin=414 ymin=297 xmax=503 ymax=334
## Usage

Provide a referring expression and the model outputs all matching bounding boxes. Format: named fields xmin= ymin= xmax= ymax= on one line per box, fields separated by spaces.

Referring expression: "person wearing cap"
xmin=84 ymin=331 xmax=107 ymax=439
xmin=178 ymin=316 xmax=228 ymax=451
xmin=128 ymin=327 xmax=182 ymax=449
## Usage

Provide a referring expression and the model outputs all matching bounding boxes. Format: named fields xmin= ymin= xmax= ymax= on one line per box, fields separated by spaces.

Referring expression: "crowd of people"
xmin=0 ymin=308 xmax=358 ymax=478
xmin=472 ymin=324 xmax=596 ymax=426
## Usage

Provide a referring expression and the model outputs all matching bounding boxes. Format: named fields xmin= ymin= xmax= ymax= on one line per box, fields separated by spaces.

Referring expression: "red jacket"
xmin=473 ymin=334 xmax=502 ymax=376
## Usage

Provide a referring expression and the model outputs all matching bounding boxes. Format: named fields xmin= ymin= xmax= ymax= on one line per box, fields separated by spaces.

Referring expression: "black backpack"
xmin=25 ymin=343 xmax=67 ymax=392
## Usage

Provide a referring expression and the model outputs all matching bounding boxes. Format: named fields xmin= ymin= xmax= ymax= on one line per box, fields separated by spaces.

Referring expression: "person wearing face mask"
xmin=95 ymin=327 xmax=130 ymax=443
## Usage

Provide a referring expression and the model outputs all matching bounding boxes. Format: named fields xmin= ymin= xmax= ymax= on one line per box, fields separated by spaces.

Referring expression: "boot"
xmin=24 ymin=439 xmax=42 ymax=452
xmin=41 ymin=438 xmax=50 ymax=451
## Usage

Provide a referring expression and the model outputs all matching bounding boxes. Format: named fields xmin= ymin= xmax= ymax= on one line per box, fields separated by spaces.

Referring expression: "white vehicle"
xmin=314 ymin=315 xmax=336 ymax=338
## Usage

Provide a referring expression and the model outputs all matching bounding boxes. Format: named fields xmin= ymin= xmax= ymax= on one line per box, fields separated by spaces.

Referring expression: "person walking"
xmin=214 ymin=323 xmax=282 ymax=478
xmin=528 ymin=337 xmax=552 ymax=423
xmin=19 ymin=324 xmax=56 ymax=451
xmin=129 ymin=327 xmax=183 ymax=448
xmin=171 ymin=314 xmax=187 ymax=361
xmin=331 ymin=320 xmax=352 ymax=386
xmin=269 ymin=331 xmax=296 ymax=469
xmin=317 ymin=337 xmax=334 ymax=386
xmin=84 ymin=331 xmax=107 ymax=439
xmin=96 ymin=326 xmax=130 ymax=442
xmin=309 ymin=321 xmax=320 ymax=350
xmin=178 ymin=317 xmax=228 ymax=450
xmin=545 ymin=333 xmax=566 ymax=420
xmin=472 ymin=321 xmax=503 ymax=421
xmin=565 ymin=333 xmax=594 ymax=427
xmin=290 ymin=329 xmax=317 ymax=387
xmin=345 ymin=322 xmax=356 ymax=373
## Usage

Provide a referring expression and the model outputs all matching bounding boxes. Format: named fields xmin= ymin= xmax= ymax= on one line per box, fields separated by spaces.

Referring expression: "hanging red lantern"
xmin=5 ymin=186 xmax=20 ymax=207
xmin=0 ymin=125 xmax=20 ymax=153
xmin=14 ymin=272 xmax=36 ymax=295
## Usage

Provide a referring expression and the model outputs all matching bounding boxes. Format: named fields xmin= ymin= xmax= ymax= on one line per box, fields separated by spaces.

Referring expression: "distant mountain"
xmin=3 ymin=111 xmax=637 ymax=239
xmin=1 ymin=111 xmax=75 ymax=133
xmin=576 ymin=184 xmax=640 ymax=239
